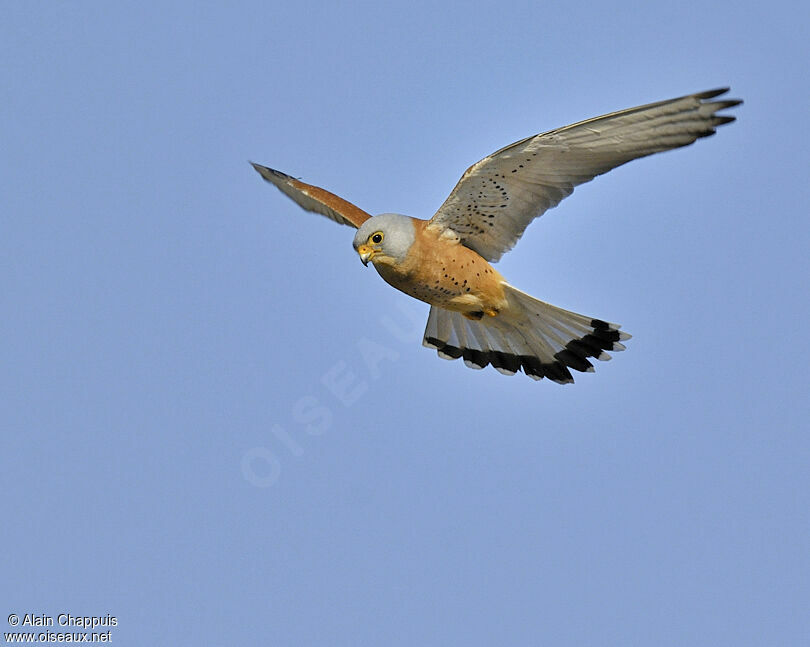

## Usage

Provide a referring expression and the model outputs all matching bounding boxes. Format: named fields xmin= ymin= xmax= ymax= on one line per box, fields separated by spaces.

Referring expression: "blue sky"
xmin=2 ymin=2 xmax=808 ymax=645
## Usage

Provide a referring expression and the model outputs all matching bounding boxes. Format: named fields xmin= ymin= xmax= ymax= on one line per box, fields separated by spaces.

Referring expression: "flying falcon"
xmin=252 ymin=88 xmax=741 ymax=383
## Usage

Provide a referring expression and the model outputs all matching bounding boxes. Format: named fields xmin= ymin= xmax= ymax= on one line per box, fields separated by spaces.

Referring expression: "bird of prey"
xmin=252 ymin=88 xmax=741 ymax=383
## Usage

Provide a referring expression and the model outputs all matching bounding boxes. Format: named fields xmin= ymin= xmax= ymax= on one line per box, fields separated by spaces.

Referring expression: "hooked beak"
xmin=357 ymin=244 xmax=375 ymax=266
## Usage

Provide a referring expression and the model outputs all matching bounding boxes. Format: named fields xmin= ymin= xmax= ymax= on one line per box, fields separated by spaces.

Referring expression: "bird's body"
xmin=351 ymin=212 xmax=627 ymax=381
xmin=253 ymin=88 xmax=741 ymax=383
xmin=368 ymin=217 xmax=508 ymax=318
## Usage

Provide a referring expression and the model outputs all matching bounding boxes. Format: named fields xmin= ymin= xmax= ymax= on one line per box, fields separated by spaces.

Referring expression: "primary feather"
xmin=428 ymin=88 xmax=741 ymax=261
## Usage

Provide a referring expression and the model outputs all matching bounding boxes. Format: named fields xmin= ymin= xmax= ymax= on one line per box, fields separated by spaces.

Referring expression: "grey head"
xmin=352 ymin=213 xmax=415 ymax=266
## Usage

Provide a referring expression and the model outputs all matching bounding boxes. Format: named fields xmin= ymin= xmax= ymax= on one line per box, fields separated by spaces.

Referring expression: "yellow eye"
xmin=370 ymin=232 xmax=384 ymax=244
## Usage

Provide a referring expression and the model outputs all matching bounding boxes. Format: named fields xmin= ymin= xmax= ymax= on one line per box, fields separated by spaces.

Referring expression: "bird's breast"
xmin=373 ymin=221 xmax=507 ymax=315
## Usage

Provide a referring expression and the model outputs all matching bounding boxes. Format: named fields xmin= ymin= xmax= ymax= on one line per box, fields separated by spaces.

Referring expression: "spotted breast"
xmin=371 ymin=218 xmax=509 ymax=319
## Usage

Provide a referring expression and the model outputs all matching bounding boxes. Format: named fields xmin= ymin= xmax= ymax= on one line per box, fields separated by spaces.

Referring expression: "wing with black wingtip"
xmin=251 ymin=162 xmax=371 ymax=229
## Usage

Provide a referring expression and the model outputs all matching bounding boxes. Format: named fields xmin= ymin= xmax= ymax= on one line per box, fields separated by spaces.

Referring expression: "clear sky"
xmin=2 ymin=2 xmax=808 ymax=645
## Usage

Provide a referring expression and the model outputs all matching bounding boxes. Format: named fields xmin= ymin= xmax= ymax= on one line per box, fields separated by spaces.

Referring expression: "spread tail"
xmin=422 ymin=284 xmax=630 ymax=384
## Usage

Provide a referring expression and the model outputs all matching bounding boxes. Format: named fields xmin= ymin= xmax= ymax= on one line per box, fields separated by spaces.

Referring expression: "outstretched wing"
xmin=428 ymin=88 xmax=742 ymax=261
xmin=251 ymin=162 xmax=371 ymax=229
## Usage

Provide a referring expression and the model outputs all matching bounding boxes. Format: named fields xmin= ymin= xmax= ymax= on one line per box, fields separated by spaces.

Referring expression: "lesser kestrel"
xmin=253 ymin=88 xmax=741 ymax=383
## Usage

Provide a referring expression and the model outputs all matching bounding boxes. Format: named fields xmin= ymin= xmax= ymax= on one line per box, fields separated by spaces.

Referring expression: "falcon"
xmin=252 ymin=88 xmax=741 ymax=383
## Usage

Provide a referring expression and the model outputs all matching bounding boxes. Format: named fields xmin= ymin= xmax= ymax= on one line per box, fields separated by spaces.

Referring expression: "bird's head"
xmin=353 ymin=214 xmax=415 ymax=267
